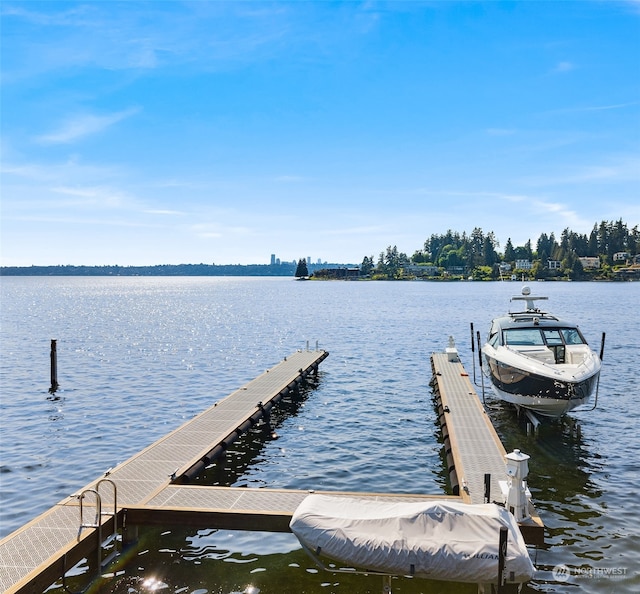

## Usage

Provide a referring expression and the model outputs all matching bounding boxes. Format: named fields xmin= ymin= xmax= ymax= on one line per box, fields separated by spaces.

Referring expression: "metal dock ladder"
xmin=65 ymin=478 xmax=119 ymax=591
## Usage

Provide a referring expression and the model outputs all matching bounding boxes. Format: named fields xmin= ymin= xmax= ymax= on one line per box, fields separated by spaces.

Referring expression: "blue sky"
xmin=1 ymin=1 xmax=639 ymax=266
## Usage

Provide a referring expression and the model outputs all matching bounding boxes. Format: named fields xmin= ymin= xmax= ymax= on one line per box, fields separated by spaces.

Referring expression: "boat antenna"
xmin=511 ymin=285 xmax=548 ymax=311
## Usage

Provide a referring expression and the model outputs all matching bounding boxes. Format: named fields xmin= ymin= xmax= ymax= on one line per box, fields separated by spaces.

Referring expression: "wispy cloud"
xmin=530 ymin=198 xmax=589 ymax=230
xmin=553 ymin=61 xmax=575 ymax=73
xmin=621 ymin=0 xmax=640 ymax=15
xmin=35 ymin=107 xmax=140 ymax=144
xmin=573 ymin=101 xmax=639 ymax=112
xmin=544 ymin=101 xmax=640 ymax=116
xmin=51 ymin=185 xmax=133 ymax=209
xmin=144 ymin=209 xmax=186 ymax=216
xmin=1 ymin=155 xmax=122 ymax=184
xmin=0 ymin=3 xmax=97 ymax=27
xmin=521 ymin=154 xmax=640 ymax=186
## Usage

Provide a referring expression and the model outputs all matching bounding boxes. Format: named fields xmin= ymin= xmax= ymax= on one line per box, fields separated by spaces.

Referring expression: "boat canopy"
xmin=289 ymin=494 xmax=534 ymax=584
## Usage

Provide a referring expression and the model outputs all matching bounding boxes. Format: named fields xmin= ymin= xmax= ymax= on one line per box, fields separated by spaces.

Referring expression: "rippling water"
xmin=1 ymin=277 xmax=638 ymax=593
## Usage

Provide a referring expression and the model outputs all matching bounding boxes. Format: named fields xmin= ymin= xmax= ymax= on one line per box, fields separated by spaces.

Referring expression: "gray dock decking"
xmin=431 ymin=351 xmax=543 ymax=543
xmin=1 ymin=345 xmax=543 ymax=594
xmin=0 ymin=349 xmax=328 ymax=594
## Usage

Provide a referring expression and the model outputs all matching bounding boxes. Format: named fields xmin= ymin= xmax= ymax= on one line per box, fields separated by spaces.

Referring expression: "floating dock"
xmin=431 ymin=350 xmax=544 ymax=545
xmin=0 ymin=349 xmax=328 ymax=594
xmin=1 ymin=344 xmax=544 ymax=594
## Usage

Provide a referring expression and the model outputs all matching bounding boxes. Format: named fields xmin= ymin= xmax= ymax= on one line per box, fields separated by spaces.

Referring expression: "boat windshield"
xmin=560 ymin=328 xmax=585 ymax=345
xmin=503 ymin=327 xmax=586 ymax=346
xmin=504 ymin=329 xmax=545 ymax=346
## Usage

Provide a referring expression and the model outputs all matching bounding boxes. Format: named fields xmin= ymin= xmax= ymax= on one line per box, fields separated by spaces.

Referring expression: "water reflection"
xmin=485 ymin=401 xmax=632 ymax=591
xmin=88 ymin=527 xmax=478 ymax=594
xmin=46 ymin=391 xmax=66 ymax=423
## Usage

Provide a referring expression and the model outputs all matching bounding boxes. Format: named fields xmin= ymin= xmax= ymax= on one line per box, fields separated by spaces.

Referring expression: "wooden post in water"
xmin=50 ymin=339 xmax=59 ymax=393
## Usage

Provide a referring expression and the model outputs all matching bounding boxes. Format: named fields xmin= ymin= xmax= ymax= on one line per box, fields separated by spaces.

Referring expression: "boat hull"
xmin=483 ymin=353 xmax=600 ymax=417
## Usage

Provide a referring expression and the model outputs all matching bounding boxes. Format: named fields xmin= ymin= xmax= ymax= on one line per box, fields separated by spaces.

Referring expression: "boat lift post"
xmin=470 ymin=322 xmax=476 ymax=385
xmin=476 ymin=330 xmax=486 ymax=406
xmin=567 ymin=330 xmax=606 ymax=417
xmin=470 ymin=323 xmax=488 ymax=406
xmin=590 ymin=331 xmax=606 ymax=412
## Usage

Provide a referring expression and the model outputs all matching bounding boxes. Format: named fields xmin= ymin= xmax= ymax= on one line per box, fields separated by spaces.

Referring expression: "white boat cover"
xmin=289 ymin=495 xmax=534 ymax=583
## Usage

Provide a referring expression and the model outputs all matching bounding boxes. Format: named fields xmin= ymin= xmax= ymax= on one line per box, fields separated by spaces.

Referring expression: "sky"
xmin=1 ymin=1 xmax=639 ymax=267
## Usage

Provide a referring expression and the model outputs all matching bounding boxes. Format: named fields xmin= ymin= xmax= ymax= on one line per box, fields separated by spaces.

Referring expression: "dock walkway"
xmin=0 ymin=349 xmax=328 ymax=594
xmin=125 ymin=485 xmax=457 ymax=533
xmin=431 ymin=352 xmax=506 ymax=504
xmin=431 ymin=351 xmax=543 ymax=543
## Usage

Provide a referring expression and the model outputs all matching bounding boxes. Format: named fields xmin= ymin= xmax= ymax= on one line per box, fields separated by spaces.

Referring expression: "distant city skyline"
xmin=1 ymin=1 xmax=639 ymax=266
xmin=271 ymin=254 xmax=333 ymax=267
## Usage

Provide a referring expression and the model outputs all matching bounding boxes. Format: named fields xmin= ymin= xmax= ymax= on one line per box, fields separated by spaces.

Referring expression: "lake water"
xmin=1 ymin=277 xmax=638 ymax=593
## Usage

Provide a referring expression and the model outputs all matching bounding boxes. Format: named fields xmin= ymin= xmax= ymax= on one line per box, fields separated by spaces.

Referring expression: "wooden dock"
xmin=1 ymin=344 xmax=544 ymax=594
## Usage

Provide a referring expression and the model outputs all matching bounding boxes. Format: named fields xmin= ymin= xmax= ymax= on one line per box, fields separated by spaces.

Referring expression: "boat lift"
xmin=469 ymin=321 xmax=605 ymax=434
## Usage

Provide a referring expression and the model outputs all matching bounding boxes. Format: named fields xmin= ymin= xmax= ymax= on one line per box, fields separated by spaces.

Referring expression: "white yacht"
xmin=482 ymin=286 xmax=602 ymax=418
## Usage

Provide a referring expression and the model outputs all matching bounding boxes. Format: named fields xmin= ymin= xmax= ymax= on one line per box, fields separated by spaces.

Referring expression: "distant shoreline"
xmin=1 ymin=266 xmax=637 ymax=281
xmin=0 ymin=263 xmax=356 ymax=277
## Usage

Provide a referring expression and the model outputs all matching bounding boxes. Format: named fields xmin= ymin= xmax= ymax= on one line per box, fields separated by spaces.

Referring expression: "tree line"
xmin=0 ymin=262 xmax=299 ymax=277
xmin=359 ymin=219 xmax=639 ymax=280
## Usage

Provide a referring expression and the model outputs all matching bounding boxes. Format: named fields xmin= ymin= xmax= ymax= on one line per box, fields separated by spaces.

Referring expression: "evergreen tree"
xmin=360 ymin=255 xmax=374 ymax=276
xmin=610 ymin=219 xmax=627 ymax=257
xmin=570 ymin=256 xmax=584 ymax=280
xmin=483 ymin=233 xmax=499 ymax=266
xmin=382 ymin=245 xmax=408 ymax=278
xmin=504 ymin=238 xmax=516 ymax=262
xmin=588 ymin=224 xmax=598 ymax=256
xmin=295 ymin=258 xmax=309 ymax=278
xmin=597 ymin=221 xmax=609 ymax=256
xmin=629 ymin=225 xmax=639 ymax=255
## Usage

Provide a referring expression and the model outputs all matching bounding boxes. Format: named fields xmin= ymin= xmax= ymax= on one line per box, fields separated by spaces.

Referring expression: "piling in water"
xmin=49 ymin=339 xmax=59 ymax=393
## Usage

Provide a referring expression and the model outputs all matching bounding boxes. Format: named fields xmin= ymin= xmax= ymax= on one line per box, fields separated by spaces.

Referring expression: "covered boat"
xmin=289 ymin=494 xmax=535 ymax=584
xmin=482 ymin=286 xmax=602 ymax=418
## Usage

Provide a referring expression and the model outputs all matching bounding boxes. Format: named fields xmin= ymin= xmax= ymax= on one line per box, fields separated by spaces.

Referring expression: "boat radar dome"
xmin=511 ymin=285 xmax=548 ymax=311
